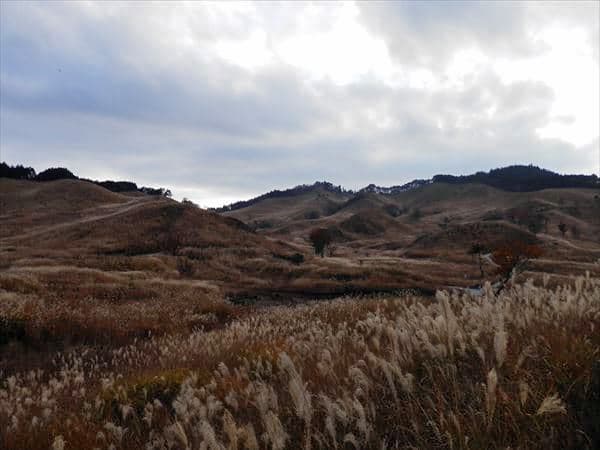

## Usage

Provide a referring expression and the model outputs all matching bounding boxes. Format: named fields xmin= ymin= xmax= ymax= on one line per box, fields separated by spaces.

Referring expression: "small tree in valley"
xmin=468 ymin=242 xmax=488 ymax=283
xmin=558 ymin=222 xmax=567 ymax=237
xmin=309 ymin=228 xmax=332 ymax=257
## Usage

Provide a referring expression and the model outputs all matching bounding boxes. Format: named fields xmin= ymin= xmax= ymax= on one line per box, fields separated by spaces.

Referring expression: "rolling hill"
xmin=2 ymin=165 xmax=599 ymax=309
xmin=223 ymin=179 xmax=599 ymax=241
xmin=220 ymin=174 xmax=600 ymax=289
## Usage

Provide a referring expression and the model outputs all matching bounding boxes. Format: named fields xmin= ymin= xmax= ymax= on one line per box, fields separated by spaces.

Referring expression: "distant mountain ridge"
xmin=360 ymin=179 xmax=432 ymax=195
xmin=0 ymin=162 xmax=171 ymax=197
xmin=215 ymin=181 xmax=353 ymax=212
xmin=216 ymin=165 xmax=598 ymax=212
xmin=432 ymin=165 xmax=598 ymax=192
xmin=2 ymin=162 xmax=597 ymax=211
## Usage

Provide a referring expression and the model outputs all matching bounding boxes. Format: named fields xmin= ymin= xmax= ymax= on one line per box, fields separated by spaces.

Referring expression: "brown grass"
xmin=1 ymin=278 xmax=599 ymax=449
xmin=1 ymin=178 xmax=600 ymax=449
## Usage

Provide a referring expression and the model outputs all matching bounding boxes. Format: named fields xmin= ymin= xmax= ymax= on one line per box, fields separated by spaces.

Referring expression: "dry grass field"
xmin=1 ymin=277 xmax=599 ymax=449
xmin=1 ymin=178 xmax=599 ymax=449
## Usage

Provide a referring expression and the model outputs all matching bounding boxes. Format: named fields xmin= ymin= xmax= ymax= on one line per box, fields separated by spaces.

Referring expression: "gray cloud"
xmin=358 ymin=1 xmax=535 ymax=69
xmin=1 ymin=1 xmax=597 ymax=206
xmin=357 ymin=1 xmax=599 ymax=67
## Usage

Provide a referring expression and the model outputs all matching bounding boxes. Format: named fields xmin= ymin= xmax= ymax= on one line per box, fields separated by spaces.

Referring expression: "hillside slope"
xmin=0 ymin=179 xmax=312 ymax=301
xmin=223 ymin=181 xmax=600 ymax=243
xmin=2 ymin=177 xmax=599 ymax=326
xmin=220 ymin=180 xmax=600 ymax=290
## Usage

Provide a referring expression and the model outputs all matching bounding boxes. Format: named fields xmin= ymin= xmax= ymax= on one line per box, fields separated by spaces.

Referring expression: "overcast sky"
xmin=1 ymin=1 xmax=598 ymax=206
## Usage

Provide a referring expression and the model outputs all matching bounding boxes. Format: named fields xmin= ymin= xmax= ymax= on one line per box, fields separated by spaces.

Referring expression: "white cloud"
xmin=1 ymin=1 xmax=598 ymax=206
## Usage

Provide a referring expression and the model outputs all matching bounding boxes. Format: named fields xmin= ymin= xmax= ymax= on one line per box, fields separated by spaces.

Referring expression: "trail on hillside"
xmin=0 ymin=197 xmax=155 ymax=243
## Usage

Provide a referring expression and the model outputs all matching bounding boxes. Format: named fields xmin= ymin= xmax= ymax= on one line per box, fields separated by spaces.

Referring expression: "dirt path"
xmin=0 ymin=197 xmax=154 ymax=243
xmin=539 ymin=233 xmax=600 ymax=253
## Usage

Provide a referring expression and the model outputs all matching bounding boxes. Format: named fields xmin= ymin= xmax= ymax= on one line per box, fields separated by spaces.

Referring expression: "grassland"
xmin=1 ymin=277 xmax=599 ymax=449
xmin=1 ymin=178 xmax=599 ymax=449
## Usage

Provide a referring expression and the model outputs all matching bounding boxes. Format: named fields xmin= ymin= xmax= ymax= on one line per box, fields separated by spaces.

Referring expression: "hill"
xmin=219 ymin=165 xmax=599 ymax=251
xmin=0 ymin=177 xmax=295 ymax=273
xmin=1 ymin=179 xmax=449 ymax=321
xmin=224 ymin=179 xmax=599 ymax=239
xmin=217 ymin=164 xmax=598 ymax=216
xmin=2 ymin=169 xmax=599 ymax=349
xmin=0 ymin=161 xmax=171 ymax=196
xmin=222 ymin=178 xmax=600 ymax=290
xmin=221 ymin=182 xmax=353 ymax=230
xmin=360 ymin=165 xmax=598 ymax=195
xmin=432 ymin=164 xmax=599 ymax=191
xmin=1 ymin=169 xmax=599 ymax=450
xmin=214 ymin=181 xmax=353 ymax=213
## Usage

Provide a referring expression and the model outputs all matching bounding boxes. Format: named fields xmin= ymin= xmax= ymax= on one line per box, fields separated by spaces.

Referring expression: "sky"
xmin=1 ymin=1 xmax=599 ymax=207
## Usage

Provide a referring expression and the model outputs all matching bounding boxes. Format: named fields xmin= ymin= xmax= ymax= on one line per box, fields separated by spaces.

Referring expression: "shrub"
xmin=492 ymin=240 xmax=542 ymax=293
xmin=304 ymin=210 xmax=320 ymax=220
xmin=409 ymin=207 xmax=422 ymax=221
xmin=35 ymin=167 xmax=77 ymax=181
xmin=0 ymin=162 xmax=36 ymax=179
xmin=272 ymin=252 xmax=305 ymax=265
xmin=176 ymin=256 xmax=195 ymax=277
xmin=382 ymin=204 xmax=402 ymax=217
xmin=309 ymin=227 xmax=332 ymax=257
xmin=558 ymin=222 xmax=567 ymax=237
xmin=0 ymin=317 xmax=27 ymax=346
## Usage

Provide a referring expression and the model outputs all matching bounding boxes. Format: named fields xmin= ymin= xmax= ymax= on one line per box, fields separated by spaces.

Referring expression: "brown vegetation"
xmin=1 ymin=278 xmax=599 ymax=449
xmin=309 ymin=228 xmax=332 ymax=257
xmin=1 ymin=178 xmax=600 ymax=449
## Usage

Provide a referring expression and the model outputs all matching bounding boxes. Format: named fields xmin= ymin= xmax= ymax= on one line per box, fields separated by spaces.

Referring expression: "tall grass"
xmin=1 ymin=276 xmax=599 ymax=449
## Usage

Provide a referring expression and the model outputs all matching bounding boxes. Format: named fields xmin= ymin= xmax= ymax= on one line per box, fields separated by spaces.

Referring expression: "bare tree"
xmin=468 ymin=243 xmax=487 ymax=283
xmin=309 ymin=228 xmax=332 ymax=257
xmin=558 ymin=222 xmax=567 ymax=237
